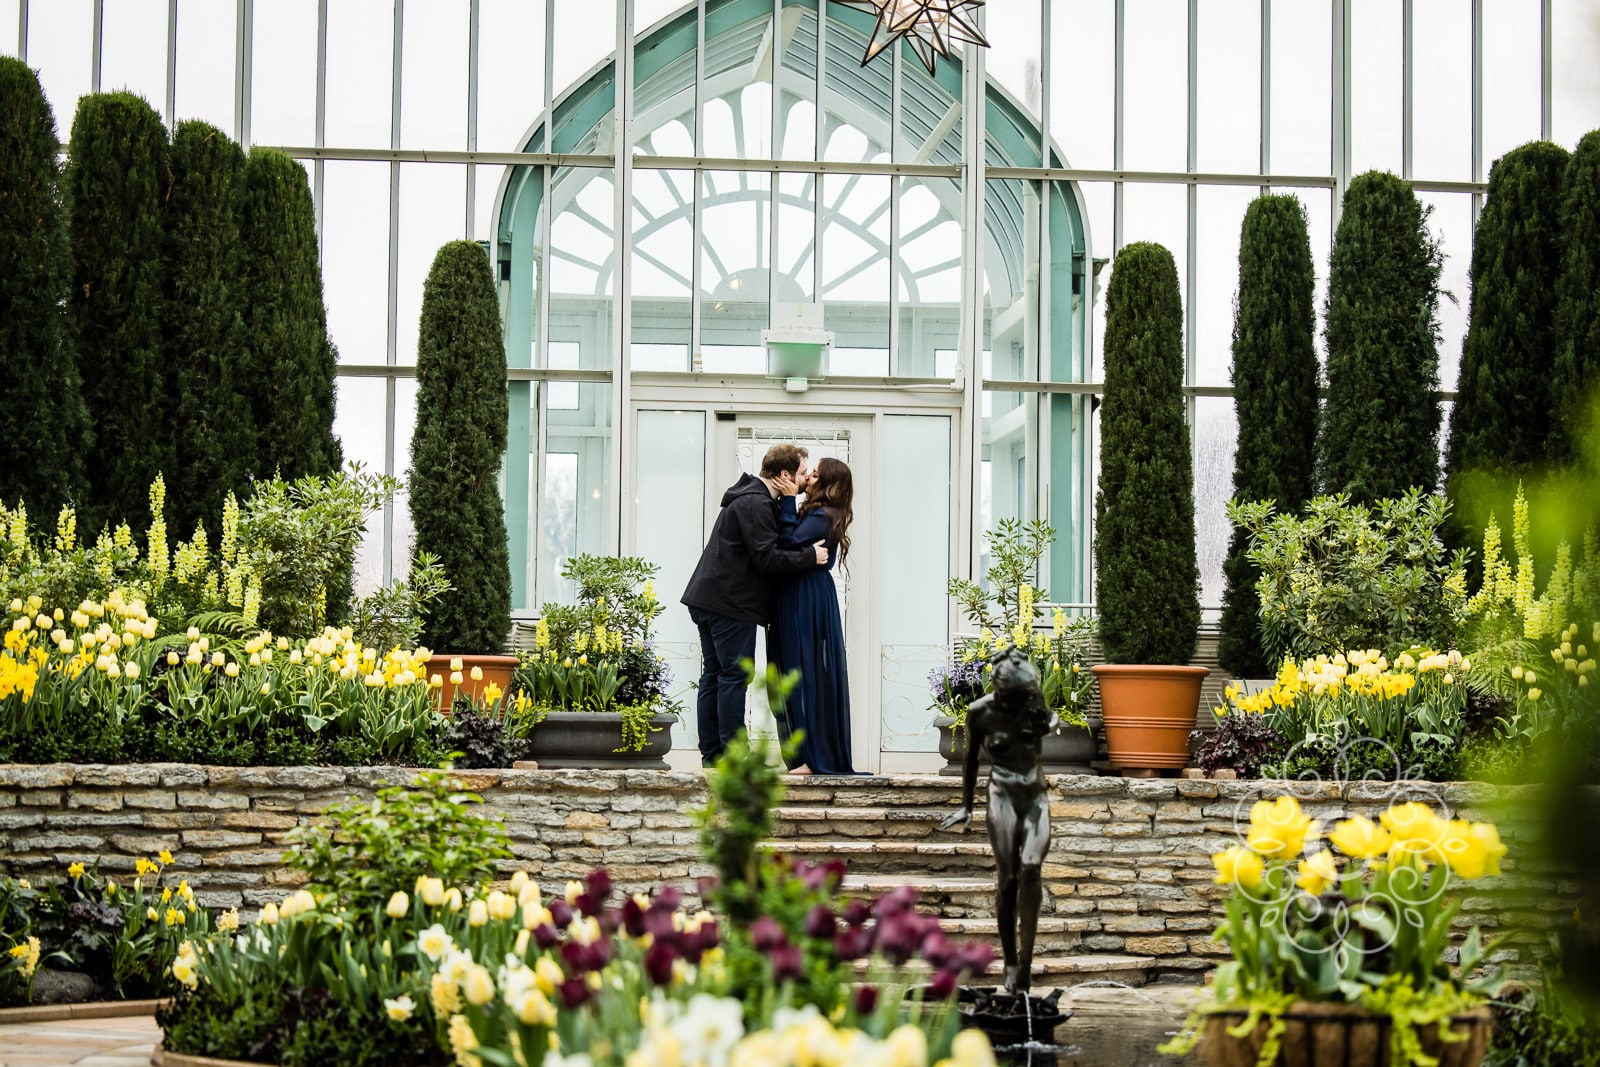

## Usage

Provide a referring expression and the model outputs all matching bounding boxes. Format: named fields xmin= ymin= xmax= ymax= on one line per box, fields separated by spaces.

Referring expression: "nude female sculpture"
xmin=939 ymin=645 xmax=1056 ymax=994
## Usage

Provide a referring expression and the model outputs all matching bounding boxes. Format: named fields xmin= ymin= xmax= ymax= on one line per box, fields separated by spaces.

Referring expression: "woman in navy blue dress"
xmin=771 ymin=457 xmax=855 ymax=775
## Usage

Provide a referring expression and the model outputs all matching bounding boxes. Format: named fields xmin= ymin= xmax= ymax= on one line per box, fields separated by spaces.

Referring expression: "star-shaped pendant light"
xmin=834 ymin=0 xmax=989 ymax=75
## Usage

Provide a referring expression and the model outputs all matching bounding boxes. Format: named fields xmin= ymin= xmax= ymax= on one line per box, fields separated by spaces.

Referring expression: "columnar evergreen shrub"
xmin=65 ymin=92 xmax=169 ymax=536
xmin=1552 ymin=130 xmax=1600 ymax=465
xmin=1218 ymin=194 xmax=1319 ymax=678
xmin=410 ymin=241 xmax=512 ymax=652
xmin=1445 ymin=141 xmax=1571 ymax=546
xmin=162 ymin=120 xmax=257 ymax=538
xmin=0 ymin=58 xmax=88 ymax=517
xmin=239 ymin=148 xmax=341 ymax=482
xmin=1094 ymin=241 xmax=1200 ymax=665
xmin=1319 ymin=170 xmax=1444 ymax=503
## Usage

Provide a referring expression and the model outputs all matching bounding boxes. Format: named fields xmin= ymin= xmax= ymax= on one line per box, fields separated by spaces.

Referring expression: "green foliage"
xmin=695 ymin=664 xmax=800 ymax=925
xmin=1447 ymin=141 xmax=1572 ymax=556
xmin=555 ymin=554 xmax=665 ymax=643
xmin=239 ymin=148 xmax=342 ymax=482
xmin=441 ymin=698 xmax=523 ymax=769
xmin=945 ymin=518 xmax=1053 ymax=633
xmin=347 ymin=551 xmax=452 ymax=654
xmin=64 ymin=92 xmax=171 ymax=537
xmin=1220 ymin=194 xmax=1320 ymax=677
xmin=285 ymin=771 xmax=512 ymax=913
xmin=1319 ymin=170 xmax=1445 ymax=503
xmin=161 ymin=121 xmax=257 ymax=537
xmin=1229 ymin=489 xmax=1469 ymax=663
xmin=1552 ymin=130 xmax=1600 ymax=466
xmin=0 ymin=58 xmax=88 ymax=518
xmin=410 ymin=240 xmax=512 ymax=652
xmin=1095 ymin=241 xmax=1200 ymax=665
xmin=234 ymin=467 xmax=398 ymax=638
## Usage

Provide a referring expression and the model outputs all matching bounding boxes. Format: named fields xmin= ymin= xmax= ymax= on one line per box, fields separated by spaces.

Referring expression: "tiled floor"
xmin=0 ymin=1016 xmax=160 ymax=1067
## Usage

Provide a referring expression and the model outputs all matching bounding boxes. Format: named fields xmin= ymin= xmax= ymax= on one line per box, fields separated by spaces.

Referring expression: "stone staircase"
xmin=766 ymin=776 xmax=1161 ymax=987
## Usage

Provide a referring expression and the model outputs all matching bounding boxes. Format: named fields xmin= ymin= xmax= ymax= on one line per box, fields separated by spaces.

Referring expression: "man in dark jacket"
xmin=682 ymin=443 xmax=827 ymax=765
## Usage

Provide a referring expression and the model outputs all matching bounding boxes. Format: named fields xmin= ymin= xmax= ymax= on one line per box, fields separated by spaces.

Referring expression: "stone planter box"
xmin=520 ymin=711 xmax=677 ymax=769
xmin=933 ymin=715 xmax=1099 ymax=775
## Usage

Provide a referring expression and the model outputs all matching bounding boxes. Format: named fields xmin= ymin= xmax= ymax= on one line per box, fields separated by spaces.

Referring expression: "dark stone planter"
xmin=522 ymin=712 xmax=677 ymax=769
xmin=933 ymin=715 xmax=1099 ymax=776
xmin=1202 ymin=1002 xmax=1493 ymax=1067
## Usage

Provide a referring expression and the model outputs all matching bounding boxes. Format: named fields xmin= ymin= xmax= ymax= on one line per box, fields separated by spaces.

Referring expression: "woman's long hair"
xmin=800 ymin=457 xmax=854 ymax=562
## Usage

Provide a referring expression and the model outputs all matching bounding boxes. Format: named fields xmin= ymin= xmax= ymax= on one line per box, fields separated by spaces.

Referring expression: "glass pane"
xmin=1047 ymin=393 xmax=1093 ymax=605
xmin=880 ymin=415 xmax=951 ymax=754
xmin=1194 ymin=185 xmax=1258 ymax=388
xmin=320 ymin=161 xmax=392 ymax=363
xmin=777 ymin=171 xmax=816 ymax=302
xmin=1413 ymin=0 xmax=1472 ymax=182
xmin=251 ymin=0 xmax=317 ymax=146
xmin=1482 ymin=0 xmax=1542 ymax=168
xmin=823 ymin=173 xmax=890 ymax=370
xmin=897 ymin=177 xmax=962 ymax=378
xmin=478 ymin=0 xmax=546 ymax=152
xmin=1350 ymin=0 xmax=1402 ymax=176
xmin=1270 ymin=0 xmax=1331 ymax=175
xmin=631 ymin=169 xmax=693 ymax=371
xmin=988 ymin=0 xmax=1042 ymax=136
xmin=1198 ymin=0 xmax=1261 ymax=174
xmin=547 ymin=166 xmax=615 ymax=371
xmin=777 ymin=4 xmax=816 ymax=162
xmin=102 ymin=0 xmax=168 ymax=106
xmin=0 ymin=0 xmax=18 ymax=56
xmin=174 ymin=0 xmax=236 ymax=131
xmin=699 ymin=169 xmax=770 ymax=364
xmin=633 ymin=409 xmax=706 ymax=750
xmin=1195 ymin=395 xmax=1237 ymax=614
xmin=401 ymin=0 xmax=468 ymax=149
xmin=541 ymin=385 xmax=613 ymax=605
xmin=985 ymin=179 xmax=1041 ymax=383
xmin=1554 ymin=0 xmax=1600 ymax=147
xmin=335 ymin=376 xmax=389 ymax=595
xmin=981 ymin=384 xmax=1036 ymax=538
xmin=634 ymin=0 xmax=693 ymax=155
xmin=326 ymin=0 xmax=393 ymax=149
xmin=397 ymin=163 xmax=468 ymax=363
xmin=1123 ymin=0 xmax=1188 ymax=172
xmin=552 ymin=0 xmax=613 ymax=107
xmin=1078 ymin=181 xmax=1114 ymax=382
xmin=1301 ymin=187 xmax=1333 ymax=365
xmin=472 ymin=163 xmax=508 ymax=243
xmin=820 ymin=6 xmax=886 ymax=163
xmin=29 ymin=0 xmax=93 ymax=121
xmin=391 ymin=376 xmax=419 ymax=579
xmin=1421 ymin=191 xmax=1474 ymax=393
xmin=1121 ymin=183 xmax=1189 ymax=311
xmin=1050 ymin=0 xmax=1112 ymax=169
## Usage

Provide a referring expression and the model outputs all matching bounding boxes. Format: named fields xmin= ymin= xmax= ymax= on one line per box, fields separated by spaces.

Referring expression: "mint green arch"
xmin=494 ymin=0 xmax=1092 ymax=609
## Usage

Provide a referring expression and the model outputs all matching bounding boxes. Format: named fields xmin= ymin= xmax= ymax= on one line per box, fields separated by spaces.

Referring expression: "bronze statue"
xmin=940 ymin=645 xmax=1056 ymax=994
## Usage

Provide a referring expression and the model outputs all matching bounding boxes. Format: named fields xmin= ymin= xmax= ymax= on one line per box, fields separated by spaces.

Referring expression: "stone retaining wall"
xmin=0 ymin=766 xmax=1572 ymax=979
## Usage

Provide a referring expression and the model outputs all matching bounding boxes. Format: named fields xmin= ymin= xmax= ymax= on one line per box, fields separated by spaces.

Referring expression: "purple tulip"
xmin=771 ymin=943 xmax=804 ymax=983
xmin=548 ymin=898 xmax=573 ymax=929
xmin=751 ymin=915 xmax=787 ymax=952
xmin=928 ymin=967 xmax=959 ymax=1000
xmin=644 ymin=941 xmax=677 ymax=985
xmin=558 ymin=976 xmax=593 ymax=1009
xmin=853 ymin=984 xmax=879 ymax=1016
xmin=803 ymin=904 xmax=837 ymax=940
xmin=842 ymin=900 xmax=872 ymax=927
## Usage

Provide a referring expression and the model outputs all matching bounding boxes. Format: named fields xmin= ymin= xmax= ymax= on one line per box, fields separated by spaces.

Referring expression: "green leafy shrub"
xmin=1219 ymin=194 xmax=1319 ymax=678
xmin=1228 ymin=489 xmax=1469 ymax=663
xmin=409 ymin=240 xmax=512 ymax=653
xmin=0 ymin=58 xmax=88 ymax=518
xmin=64 ymin=92 xmax=170 ymax=537
xmin=347 ymin=551 xmax=451 ymax=654
xmin=285 ymin=770 xmax=512 ymax=913
xmin=1319 ymin=171 xmax=1444 ymax=503
xmin=1095 ymin=241 xmax=1200 ymax=665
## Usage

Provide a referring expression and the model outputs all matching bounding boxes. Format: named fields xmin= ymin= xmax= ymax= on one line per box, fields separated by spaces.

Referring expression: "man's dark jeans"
xmin=690 ymin=606 xmax=757 ymax=765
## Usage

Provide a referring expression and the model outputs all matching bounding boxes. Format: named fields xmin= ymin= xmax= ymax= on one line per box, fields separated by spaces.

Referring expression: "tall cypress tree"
xmin=1319 ymin=171 xmax=1444 ymax=503
xmin=239 ymin=148 xmax=341 ymax=482
xmin=1095 ymin=241 xmax=1200 ymax=665
xmin=410 ymin=241 xmax=512 ymax=652
xmin=162 ymin=120 xmax=256 ymax=538
xmin=1552 ymin=130 xmax=1600 ymax=465
xmin=0 ymin=58 xmax=89 ymax=517
xmin=1218 ymin=195 xmax=1319 ymax=678
xmin=65 ymin=92 xmax=169 ymax=535
xmin=1445 ymin=141 xmax=1571 ymax=540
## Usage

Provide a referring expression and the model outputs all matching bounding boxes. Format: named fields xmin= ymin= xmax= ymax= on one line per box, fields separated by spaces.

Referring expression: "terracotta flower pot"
xmin=426 ymin=653 xmax=520 ymax=711
xmin=1090 ymin=664 xmax=1208 ymax=770
xmin=1202 ymin=1002 xmax=1494 ymax=1067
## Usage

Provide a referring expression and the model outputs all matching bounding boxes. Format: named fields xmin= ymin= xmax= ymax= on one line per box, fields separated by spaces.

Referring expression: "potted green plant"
xmin=408 ymin=240 xmax=516 ymax=707
xmin=510 ymin=554 xmax=680 ymax=768
xmin=1090 ymin=242 xmax=1206 ymax=773
xmin=937 ymin=519 xmax=1098 ymax=775
xmin=1162 ymin=795 xmax=1505 ymax=1067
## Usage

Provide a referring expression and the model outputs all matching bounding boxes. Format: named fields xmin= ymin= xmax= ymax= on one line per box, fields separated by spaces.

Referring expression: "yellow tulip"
xmin=1379 ymin=802 xmax=1449 ymax=867
xmin=1295 ymin=850 xmax=1341 ymax=896
xmin=386 ymin=891 xmax=409 ymax=918
xmin=468 ymin=899 xmax=489 ymax=927
xmin=1246 ymin=796 xmax=1318 ymax=859
xmin=1328 ymin=815 xmax=1391 ymax=860
xmin=1467 ymin=822 xmax=1507 ymax=877
xmin=1212 ymin=845 xmax=1265 ymax=891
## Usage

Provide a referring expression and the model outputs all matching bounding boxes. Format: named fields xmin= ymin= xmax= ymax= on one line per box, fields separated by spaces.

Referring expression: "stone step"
xmin=770 ymin=806 xmax=982 ymax=838
xmin=851 ymin=954 xmax=1156 ymax=988
xmin=837 ymin=873 xmax=1059 ymax=920
xmin=766 ymin=838 xmax=997 ymax=873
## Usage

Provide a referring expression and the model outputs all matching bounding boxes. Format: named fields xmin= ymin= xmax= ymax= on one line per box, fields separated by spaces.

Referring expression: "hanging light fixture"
xmin=834 ymin=0 xmax=988 ymax=75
